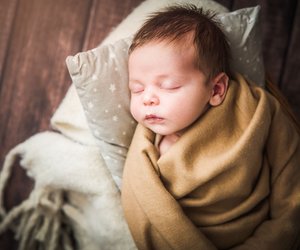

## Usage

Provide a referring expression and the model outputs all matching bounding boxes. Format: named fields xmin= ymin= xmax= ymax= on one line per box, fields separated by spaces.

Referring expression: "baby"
xmin=122 ymin=4 xmax=300 ymax=250
xmin=128 ymin=5 xmax=231 ymax=156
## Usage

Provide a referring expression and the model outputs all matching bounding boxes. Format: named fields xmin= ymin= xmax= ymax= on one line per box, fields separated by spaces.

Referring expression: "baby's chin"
xmin=142 ymin=123 xmax=177 ymax=136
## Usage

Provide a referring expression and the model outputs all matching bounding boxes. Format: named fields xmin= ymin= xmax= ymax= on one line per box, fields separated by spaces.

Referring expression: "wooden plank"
xmin=0 ymin=0 xmax=93 ymax=247
xmin=82 ymin=0 xmax=143 ymax=51
xmin=0 ymin=0 xmax=18 ymax=77
xmin=281 ymin=2 xmax=300 ymax=119
xmin=231 ymin=0 xmax=260 ymax=8
xmin=215 ymin=0 xmax=233 ymax=10
xmin=0 ymin=0 xmax=93 ymax=163
xmin=0 ymin=0 xmax=144 ymax=247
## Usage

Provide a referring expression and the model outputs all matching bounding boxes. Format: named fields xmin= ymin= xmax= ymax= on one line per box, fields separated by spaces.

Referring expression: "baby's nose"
xmin=143 ymin=92 xmax=159 ymax=106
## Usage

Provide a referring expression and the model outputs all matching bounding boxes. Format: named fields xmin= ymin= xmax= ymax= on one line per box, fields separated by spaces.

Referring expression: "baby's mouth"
xmin=145 ymin=114 xmax=164 ymax=123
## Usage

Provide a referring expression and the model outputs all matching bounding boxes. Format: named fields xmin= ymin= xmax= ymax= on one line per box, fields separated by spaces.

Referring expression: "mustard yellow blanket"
xmin=121 ymin=74 xmax=300 ymax=250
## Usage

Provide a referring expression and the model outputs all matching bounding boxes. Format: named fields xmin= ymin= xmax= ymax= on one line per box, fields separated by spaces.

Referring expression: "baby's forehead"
xmin=147 ymin=31 xmax=195 ymax=49
xmin=129 ymin=38 xmax=198 ymax=66
xmin=130 ymin=29 xmax=196 ymax=53
xmin=131 ymin=37 xmax=210 ymax=80
xmin=128 ymin=39 xmax=209 ymax=81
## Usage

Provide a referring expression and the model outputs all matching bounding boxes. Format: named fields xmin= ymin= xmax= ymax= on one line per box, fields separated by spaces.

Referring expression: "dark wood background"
xmin=0 ymin=0 xmax=299 ymax=248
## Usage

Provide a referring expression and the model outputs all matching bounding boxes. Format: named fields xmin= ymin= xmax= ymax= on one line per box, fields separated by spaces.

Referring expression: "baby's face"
xmin=128 ymin=41 xmax=214 ymax=136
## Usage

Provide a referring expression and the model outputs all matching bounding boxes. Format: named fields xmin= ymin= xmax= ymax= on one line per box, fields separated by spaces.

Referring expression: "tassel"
xmin=0 ymin=140 xmax=76 ymax=250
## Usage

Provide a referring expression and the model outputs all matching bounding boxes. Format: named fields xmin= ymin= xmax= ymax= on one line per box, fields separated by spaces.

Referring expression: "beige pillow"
xmin=64 ymin=0 xmax=231 ymax=188
xmin=66 ymin=3 xmax=265 ymax=189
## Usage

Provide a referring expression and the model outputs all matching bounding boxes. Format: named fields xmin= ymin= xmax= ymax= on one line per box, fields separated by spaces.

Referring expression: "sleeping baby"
xmin=121 ymin=4 xmax=300 ymax=250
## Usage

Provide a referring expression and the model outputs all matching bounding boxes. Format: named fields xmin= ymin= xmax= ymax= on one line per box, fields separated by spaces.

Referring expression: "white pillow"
xmin=66 ymin=5 xmax=265 ymax=189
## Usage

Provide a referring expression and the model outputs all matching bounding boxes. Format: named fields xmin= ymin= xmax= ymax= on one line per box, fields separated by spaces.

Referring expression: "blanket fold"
xmin=121 ymin=74 xmax=300 ymax=250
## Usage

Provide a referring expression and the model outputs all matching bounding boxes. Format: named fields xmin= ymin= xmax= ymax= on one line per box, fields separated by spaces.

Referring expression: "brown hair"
xmin=129 ymin=4 xmax=232 ymax=81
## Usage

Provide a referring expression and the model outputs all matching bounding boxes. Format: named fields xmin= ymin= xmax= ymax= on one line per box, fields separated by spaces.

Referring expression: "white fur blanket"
xmin=0 ymin=131 xmax=136 ymax=250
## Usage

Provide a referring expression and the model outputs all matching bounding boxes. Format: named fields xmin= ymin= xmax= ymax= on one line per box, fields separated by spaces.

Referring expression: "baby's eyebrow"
xmin=156 ymin=74 xmax=186 ymax=82
xmin=128 ymin=80 xmax=143 ymax=87
xmin=128 ymin=78 xmax=140 ymax=83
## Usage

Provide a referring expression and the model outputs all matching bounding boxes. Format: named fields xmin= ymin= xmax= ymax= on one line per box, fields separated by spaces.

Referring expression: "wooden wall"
xmin=0 ymin=0 xmax=143 ymax=248
xmin=0 ymin=0 xmax=299 ymax=248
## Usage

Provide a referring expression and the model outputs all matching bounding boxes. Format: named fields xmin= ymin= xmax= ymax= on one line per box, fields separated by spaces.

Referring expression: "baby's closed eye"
xmin=160 ymin=81 xmax=182 ymax=90
xmin=129 ymin=83 xmax=144 ymax=93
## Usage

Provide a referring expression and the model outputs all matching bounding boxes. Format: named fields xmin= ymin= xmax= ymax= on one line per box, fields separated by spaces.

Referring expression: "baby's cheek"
xmin=130 ymin=101 xmax=141 ymax=123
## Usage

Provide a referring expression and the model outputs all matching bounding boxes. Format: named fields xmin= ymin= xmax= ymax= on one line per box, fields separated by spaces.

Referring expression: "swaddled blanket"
xmin=122 ymin=74 xmax=300 ymax=250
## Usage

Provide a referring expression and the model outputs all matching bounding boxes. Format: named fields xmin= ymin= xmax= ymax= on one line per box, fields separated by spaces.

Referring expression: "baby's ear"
xmin=209 ymin=72 xmax=229 ymax=106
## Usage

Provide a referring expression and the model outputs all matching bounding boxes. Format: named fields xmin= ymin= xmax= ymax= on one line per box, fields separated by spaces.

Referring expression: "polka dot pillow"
xmin=66 ymin=5 xmax=264 ymax=188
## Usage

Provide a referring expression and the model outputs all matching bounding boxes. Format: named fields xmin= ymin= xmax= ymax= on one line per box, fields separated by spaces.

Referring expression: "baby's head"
xmin=129 ymin=4 xmax=232 ymax=81
xmin=128 ymin=5 xmax=232 ymax=136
